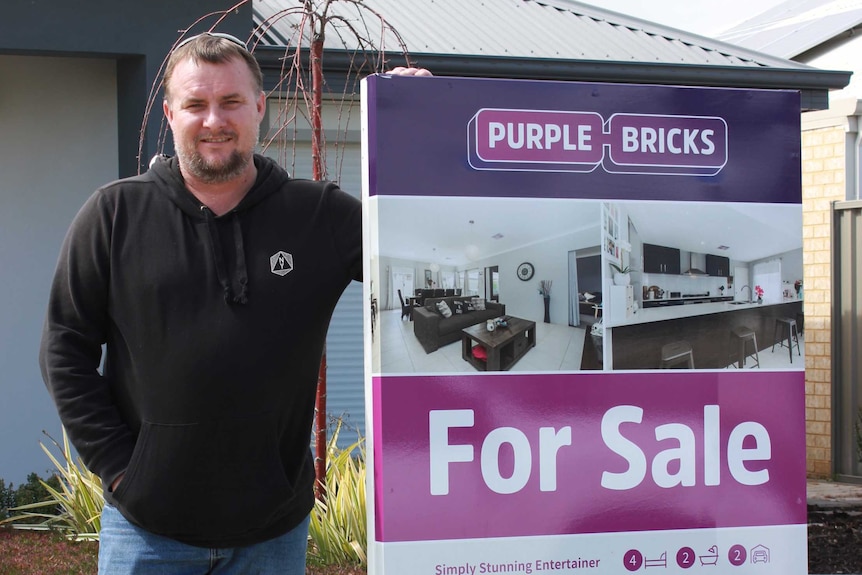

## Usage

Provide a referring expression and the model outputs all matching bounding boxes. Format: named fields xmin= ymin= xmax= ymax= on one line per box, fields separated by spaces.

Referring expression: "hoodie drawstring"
xmin=201 ymin=206 xmax=248 ymax=305
xmin=231 ymin=216 xmax=249 ymax=304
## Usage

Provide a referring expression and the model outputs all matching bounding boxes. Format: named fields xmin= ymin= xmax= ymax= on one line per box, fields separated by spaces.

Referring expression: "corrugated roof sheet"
xmin=252 ymin=0 xmax=813 ymax=71
xmin=717 ymin=0 xmax=862 ymax=59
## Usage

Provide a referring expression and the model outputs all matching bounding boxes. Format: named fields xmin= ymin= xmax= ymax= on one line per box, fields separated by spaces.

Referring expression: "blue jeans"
xmin=98 ymin=504 xmax=310 ymax=574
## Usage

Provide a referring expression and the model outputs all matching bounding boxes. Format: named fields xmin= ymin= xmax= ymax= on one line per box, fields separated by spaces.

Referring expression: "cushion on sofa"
xmin=436 ymin=300 xmax=453 ymax=318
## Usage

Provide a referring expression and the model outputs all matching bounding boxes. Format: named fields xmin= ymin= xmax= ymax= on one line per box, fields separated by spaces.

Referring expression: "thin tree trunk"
xmin=311 ymin=37 xmax=325 ymax=181
xmin=311 ymin=33 xmax=328 ymax=502
xmin=315 ymin=346 xmax=327 ymax=501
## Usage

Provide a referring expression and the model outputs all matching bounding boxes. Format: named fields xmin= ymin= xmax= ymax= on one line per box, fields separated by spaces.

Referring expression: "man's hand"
xmin=111 ymin=472 xmax=125 ymax=492
xmin=387 ymin=66 xmax=433 ymax=77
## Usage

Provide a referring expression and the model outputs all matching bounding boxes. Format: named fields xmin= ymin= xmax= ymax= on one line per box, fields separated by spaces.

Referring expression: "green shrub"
xmin=3 ymin=421 xmax=371 ymax=568
xmin=0 ymin=479 xmax=16 ymax=519
xmin=0 ymin=473 xmax=63 ymax=522
xmin=307 ymin=420 xmax=367 ymax=567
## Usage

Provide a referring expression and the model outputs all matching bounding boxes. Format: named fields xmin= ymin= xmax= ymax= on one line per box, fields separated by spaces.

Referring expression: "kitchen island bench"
xmin=609 ymin=300 xmax=803 ymax=370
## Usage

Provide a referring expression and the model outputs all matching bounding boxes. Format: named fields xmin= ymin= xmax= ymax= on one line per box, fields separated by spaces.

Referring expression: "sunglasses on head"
xmin=176 ymin=32 xmax=249 ymax=51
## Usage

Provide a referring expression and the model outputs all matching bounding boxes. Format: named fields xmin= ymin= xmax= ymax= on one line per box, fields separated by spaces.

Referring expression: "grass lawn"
xmin=0 ymin=529 xmax=97 ymax=575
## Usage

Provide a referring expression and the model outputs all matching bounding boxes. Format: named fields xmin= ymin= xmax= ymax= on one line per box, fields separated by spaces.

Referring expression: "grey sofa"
xmin=413 ymin=296 xmax=505 ymax=353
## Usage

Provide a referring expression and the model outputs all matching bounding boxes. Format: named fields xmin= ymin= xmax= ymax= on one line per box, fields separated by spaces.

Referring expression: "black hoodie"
xmin=39 ymin=154 xmax=361 ymax=547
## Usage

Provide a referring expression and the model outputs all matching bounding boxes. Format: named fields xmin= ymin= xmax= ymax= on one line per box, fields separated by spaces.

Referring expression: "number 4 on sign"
xmin=622 ymin=549 xmax=643 ymax=572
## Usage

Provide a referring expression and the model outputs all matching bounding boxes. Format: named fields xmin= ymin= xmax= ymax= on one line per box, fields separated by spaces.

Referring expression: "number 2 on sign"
xmin=677 ymin=547 xmax=695 ymax=569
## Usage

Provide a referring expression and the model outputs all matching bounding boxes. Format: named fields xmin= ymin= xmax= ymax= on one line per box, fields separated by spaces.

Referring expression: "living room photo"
xmin=368 ymin=196 xmax=607 ymax=374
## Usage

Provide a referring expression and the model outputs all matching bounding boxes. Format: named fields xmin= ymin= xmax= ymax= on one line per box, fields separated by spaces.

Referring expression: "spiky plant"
xmin=307 ymin=420 xmax=367 ymax=567
xmin=0 ymin=429 xmax=103 ymax=540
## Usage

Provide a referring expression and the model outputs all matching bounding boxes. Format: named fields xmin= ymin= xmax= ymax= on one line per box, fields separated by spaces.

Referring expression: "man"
xmin=39 ymin=32 xmax=429 ymax=573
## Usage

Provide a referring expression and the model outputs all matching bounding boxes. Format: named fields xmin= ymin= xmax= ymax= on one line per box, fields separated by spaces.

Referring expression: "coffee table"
xmin=461 ymin=316 xmax=536 ymax=371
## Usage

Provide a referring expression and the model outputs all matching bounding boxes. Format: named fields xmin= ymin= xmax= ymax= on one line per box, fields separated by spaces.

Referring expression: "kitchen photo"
xmin=367 ymin=195 xmax=608 ymax=374
xmin=599 ymin=200 xmax=804 ymax=371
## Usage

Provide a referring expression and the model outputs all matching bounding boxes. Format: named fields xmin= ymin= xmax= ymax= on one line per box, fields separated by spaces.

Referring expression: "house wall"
xmin=1 ymin=0 xmax=251 ymax=176
xmin=801 ymin=121 xmax=846 ymax=478
xmin=0 ymin=55 xmax=118 ymax=486
xmin=801 ymin=98 xmax=862 ymax=479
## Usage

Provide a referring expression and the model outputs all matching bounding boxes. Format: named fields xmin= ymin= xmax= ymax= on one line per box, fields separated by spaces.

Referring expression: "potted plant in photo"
xmin=538 ymin=280 xmax=552 ymax=323
xmin=610 ymin=262 xmax=631 ymax=286
xmin=755 ymin=285 xmax=764 ymax=304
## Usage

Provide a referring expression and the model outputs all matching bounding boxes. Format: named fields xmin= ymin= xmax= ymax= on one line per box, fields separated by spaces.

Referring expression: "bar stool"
xmin=660 ymin=341 xmax=694 ymax=369
xmin=729 ymin=326 xmax=759 ymax=369
xmin=772 ymin=317 xmax=801 ymax=363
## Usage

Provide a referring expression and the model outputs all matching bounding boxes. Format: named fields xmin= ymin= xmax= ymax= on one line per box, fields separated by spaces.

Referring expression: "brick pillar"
xmin=801 ymin=126 xmax=845 ymax=478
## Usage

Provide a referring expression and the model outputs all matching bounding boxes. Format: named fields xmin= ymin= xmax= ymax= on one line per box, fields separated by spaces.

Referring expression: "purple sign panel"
xmin=373 ymin=372 xmax=806 ymax=543
xmin=364 ymin=75 xmax=800 ymax=203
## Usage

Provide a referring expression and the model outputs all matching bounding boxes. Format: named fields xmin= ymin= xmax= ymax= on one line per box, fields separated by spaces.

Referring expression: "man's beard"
xmin=176 ymin=136 xmax=253 ymax=184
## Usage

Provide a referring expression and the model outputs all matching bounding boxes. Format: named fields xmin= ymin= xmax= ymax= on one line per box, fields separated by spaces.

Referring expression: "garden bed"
xmin=3 ymin=512 xmax=860 ymax=575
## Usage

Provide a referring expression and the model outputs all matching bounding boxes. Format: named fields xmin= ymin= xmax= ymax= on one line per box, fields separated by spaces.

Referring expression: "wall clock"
xmin=517 ymin=262 xmax=535 ymax=281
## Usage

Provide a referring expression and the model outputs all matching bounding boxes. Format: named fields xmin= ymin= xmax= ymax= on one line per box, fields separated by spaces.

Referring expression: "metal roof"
xmin=717 ymin=0 xmax=862 ymax=60
xmin=251 ymin=0 xmax=851 ymax=109
xmin=254 ymin=0 xmax=809 ymax=67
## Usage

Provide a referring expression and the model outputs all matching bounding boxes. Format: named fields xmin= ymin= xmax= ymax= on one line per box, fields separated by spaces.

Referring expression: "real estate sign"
xmin=362 ymin=75 xmax=805 ymax=574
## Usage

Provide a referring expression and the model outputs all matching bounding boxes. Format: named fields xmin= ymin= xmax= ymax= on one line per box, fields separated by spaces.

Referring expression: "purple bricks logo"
xmin=467 ymin=108 xmax=728 ymax=176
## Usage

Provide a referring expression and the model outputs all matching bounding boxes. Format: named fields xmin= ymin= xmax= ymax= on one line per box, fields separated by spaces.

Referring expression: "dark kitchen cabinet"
xmin=643 ymin=243 xmax=681 ymax=275
xmin=705 ymin=254 xmax=730 ymax=277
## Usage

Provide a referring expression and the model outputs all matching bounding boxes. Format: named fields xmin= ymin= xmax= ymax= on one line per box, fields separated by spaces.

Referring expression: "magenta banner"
xmin=373 ymin=371 xmax=805 ymax=543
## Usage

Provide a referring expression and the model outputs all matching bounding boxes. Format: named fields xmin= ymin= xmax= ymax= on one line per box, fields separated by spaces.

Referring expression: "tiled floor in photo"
xmin=375 ymin=309 xmax=587 ymax=374
xmin=724 ymin=328 xmax=804 ymax=370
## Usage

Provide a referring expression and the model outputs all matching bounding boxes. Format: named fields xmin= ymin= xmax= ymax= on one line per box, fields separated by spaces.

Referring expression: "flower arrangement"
xmin=754 ymin=285 xmax=764 ymax=299
xmin=538 ymin=280 xmax=553 ymax=297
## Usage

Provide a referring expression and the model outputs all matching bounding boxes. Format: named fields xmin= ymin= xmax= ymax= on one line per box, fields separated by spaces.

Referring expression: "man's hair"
xmin=163 ymin=33 xmax=264 ymax=102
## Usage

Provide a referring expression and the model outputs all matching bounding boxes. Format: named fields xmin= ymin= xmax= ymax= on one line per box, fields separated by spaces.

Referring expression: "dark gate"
xmin=834 ymin=199 xmax=862 ymax=480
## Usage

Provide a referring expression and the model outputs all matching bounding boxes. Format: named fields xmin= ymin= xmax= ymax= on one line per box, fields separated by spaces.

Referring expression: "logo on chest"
xmin=270 ymin=251 xmax=294 ymax=276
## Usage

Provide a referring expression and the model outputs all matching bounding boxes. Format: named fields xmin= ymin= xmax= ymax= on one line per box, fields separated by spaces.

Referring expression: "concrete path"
xmin=808 ymin=479 xmax=862 ymax=508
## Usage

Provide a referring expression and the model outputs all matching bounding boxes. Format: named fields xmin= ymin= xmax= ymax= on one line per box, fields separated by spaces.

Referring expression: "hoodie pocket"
xmin=113 ymin=414 xmax=296 ymax=540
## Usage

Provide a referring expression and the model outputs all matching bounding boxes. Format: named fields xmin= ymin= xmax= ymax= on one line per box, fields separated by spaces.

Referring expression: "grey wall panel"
xmin=833 ymin=200 xmax=862 ymax=479
xmin=0 ymin=55 xmax=118 ymax=486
